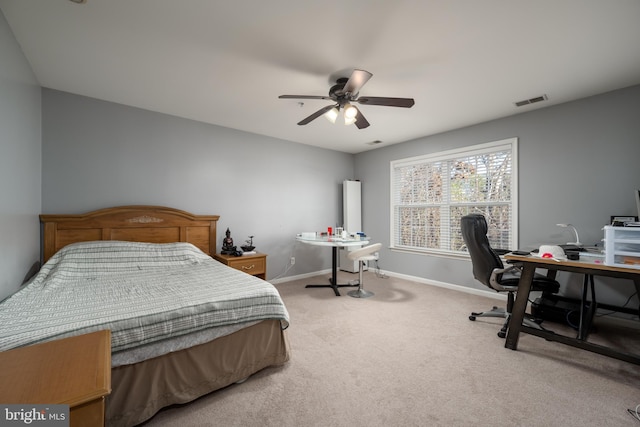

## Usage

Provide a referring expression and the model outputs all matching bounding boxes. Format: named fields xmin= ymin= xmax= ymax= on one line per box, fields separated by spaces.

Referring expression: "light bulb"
xmin=344 ymin=115 xmax=357 ymax=125
xmin=324 ymin=107 xmax=338 ymax=124
xmin=344 ymin=103 xmax=357 ymax=119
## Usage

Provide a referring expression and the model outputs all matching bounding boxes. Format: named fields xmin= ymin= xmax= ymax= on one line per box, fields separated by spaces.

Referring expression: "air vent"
xmin=514 ymin=94 xmax=548 ymax=107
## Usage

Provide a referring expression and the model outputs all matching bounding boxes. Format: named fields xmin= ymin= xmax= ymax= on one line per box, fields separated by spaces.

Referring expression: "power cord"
xmin=373 ymin=259 xmax=388 ymax=279
xmin=270 ymin=240 xmax=300 ymax=281
xmin=627 ymin=404 xmax=640 ymax=422
xmin=596 ymin=291 xmax=638 ymax=319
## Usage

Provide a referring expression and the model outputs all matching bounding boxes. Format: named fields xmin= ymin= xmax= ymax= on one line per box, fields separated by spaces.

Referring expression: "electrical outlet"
xmin=290 ymin=257 xmax=295 ymax=265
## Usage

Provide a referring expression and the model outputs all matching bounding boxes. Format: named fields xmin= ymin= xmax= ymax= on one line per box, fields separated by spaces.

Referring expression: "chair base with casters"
xmin=461 ymin=214 xmax=561 ymax=338
xmin=346 ymin=243 xmax=382 ymax=299
xmin=469 ymin=289 xmax=546 ymax=338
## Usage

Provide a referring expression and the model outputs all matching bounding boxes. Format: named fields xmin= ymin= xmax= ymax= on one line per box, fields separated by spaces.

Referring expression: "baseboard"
xmin=273 ymin=267 xmax=505 ymax=301
xmin=270 ymin=269 xmax=331 ymax=285
xmin=381 ymin=270 xmax=507 ymax=301
xmin=273 ymin=268 xmax=640 ymax=329
xmin=383 ymin=270 xmax=640 ymax=329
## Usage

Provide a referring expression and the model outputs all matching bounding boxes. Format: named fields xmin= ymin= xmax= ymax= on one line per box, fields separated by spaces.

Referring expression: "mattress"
xmin=0 ymin=241 xmax=289 ymax=356
xmin=110 ymin=320 xmax=259 ymax=367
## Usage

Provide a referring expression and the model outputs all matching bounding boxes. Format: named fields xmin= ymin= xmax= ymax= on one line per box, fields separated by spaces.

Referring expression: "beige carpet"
xmin=142 ymin=272 xmax=640 ymax=426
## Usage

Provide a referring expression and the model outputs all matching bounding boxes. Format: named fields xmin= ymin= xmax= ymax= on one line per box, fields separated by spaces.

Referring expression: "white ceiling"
xmin=2 ymin=0 xmax=640 ymax=154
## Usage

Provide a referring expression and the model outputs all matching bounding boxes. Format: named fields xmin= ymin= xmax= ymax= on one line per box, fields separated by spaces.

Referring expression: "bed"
xmin=0 ymin=206 xmax=290 ymax=427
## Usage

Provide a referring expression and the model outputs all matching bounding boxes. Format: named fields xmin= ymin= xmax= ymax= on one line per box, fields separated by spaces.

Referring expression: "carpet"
xmin=143 ymin=271 xmax=640 ymax=426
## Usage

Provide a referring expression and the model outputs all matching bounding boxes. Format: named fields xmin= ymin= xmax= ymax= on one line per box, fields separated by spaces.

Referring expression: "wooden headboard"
xmin=40 ymin=206 xmax=220 ymax=263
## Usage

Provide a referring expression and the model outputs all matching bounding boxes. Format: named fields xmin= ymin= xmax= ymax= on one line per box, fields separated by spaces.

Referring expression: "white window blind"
xmin=390 ymin=138 xmax=518 ymax=255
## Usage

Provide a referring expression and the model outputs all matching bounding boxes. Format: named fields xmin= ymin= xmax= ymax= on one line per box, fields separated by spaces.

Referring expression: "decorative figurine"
xmin=241 ymin=236 xmax=255 ymax=252
xmin=221 ymin=228 xmax=237 ymax=254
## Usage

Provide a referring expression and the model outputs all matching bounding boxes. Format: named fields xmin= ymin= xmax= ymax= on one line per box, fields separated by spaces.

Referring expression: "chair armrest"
xmin=489 ymin=265 xmax=520 ymax=289
xmin=493 ymin=248 xmax=511 ymax=256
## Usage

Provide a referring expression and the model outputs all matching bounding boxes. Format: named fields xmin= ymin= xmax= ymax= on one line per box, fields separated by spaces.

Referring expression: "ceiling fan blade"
xmin=342 ymin=69 xmax=373 ymax=96
xmin=279 ymin=95 xmax=332 ymax=101
xmin=356 ymin=97 xmax=415 ymax=108
xmin=353 ymin=106 xmax=370 ymax=129
xmin=297 ymin=104 xmax=337 ymax=126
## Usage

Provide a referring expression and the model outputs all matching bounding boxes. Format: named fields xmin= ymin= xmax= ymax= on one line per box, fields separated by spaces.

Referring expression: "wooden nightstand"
xmin=213 ymin=252 xmax=267 ymax=279
xmin=0 ymin=330 xmax=111 ymax=427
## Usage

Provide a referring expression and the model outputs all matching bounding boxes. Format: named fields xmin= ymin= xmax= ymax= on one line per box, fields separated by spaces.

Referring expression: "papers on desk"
xmin=296 ymin=233 xmax=366 ymax=243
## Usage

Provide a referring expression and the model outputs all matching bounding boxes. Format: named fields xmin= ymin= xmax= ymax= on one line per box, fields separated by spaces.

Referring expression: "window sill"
xmin=390 ymin=246 xmax=470 ymax=261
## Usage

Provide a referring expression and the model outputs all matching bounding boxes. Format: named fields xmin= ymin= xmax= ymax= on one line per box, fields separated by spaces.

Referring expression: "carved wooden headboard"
xmin=40 ymin=206 xmax=220 ymax=263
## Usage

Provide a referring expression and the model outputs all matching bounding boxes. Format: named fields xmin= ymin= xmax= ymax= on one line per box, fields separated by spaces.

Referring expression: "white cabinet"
xmin=604 ymin=226 xmax=640 ymax=269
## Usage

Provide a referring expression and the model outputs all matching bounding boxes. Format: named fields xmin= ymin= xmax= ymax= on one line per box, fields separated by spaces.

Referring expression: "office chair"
xmin=347 ymin=243 xmax=382 ymax=298
xmin=461 ymin=214 xmax=560 ymax=338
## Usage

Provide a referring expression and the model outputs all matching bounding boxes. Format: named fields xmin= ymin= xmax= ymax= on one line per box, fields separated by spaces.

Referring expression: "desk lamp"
xmin=556 ymin=223 xmax=581 ymax=246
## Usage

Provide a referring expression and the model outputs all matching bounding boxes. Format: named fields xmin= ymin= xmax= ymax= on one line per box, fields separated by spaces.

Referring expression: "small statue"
xmin=221 ymin=228 xmax=237 ymax=254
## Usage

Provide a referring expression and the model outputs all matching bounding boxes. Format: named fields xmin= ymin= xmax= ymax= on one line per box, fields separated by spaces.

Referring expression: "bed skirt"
xmin=106 ymin=319 xmax=290 ymax=427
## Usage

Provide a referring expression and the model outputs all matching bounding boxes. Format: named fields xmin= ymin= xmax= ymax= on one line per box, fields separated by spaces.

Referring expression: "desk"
xmin=505 ymin=254 xmax=640 ymax=364
xmin=297 ymin=235 xmax=369 ymax=296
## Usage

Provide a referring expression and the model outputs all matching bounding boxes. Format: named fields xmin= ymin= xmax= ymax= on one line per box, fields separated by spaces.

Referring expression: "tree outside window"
xmin=391 ymin=138 xmax=518 ymax=255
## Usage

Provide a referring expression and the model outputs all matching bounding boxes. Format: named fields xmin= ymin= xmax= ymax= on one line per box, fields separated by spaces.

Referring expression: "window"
xmin=390 ymin=138 xmax=518 ymax=256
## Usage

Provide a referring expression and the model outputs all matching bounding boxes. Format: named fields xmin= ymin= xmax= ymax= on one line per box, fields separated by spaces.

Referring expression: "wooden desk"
xmin=0 ymin=330 xmax=112 ymax=426
xmin=504 ymin=254 xmax=640 ymax=364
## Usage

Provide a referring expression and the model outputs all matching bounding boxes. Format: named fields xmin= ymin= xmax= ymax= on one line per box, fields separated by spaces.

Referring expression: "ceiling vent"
xmin=514 ymin=94 xmax=548 ymax=107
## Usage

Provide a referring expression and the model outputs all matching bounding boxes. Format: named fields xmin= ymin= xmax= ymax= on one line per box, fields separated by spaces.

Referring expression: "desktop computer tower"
xmin=339 ymin=180 xmax=367 ymax=273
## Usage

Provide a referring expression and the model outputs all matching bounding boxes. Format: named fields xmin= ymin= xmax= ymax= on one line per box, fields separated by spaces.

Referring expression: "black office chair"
xmin=461 ymin=214 xmax=560 ymax=338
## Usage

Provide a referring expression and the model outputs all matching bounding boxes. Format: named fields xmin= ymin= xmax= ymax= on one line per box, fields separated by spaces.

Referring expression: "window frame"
xmin=389 ymin=137 xmax=518 ymax=258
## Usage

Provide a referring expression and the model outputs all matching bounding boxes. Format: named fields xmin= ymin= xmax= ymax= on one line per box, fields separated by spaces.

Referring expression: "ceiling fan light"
xmin=324 ymin=107 xmax=338 ymax=124
xmin=344 ymin=103 xmax=357 ymax=120
xmin=344 ymin=115 xmax=357 ymax=126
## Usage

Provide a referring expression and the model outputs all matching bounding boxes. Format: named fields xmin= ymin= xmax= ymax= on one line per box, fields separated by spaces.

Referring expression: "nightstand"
xmin=0 ymin=330 xmax=111 ymax=427
xmin=213 ymin=252 xmax=267 ymax=279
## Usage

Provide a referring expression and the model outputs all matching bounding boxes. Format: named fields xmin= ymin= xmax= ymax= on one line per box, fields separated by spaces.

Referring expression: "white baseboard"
xmin=381 ymin=270 xmax=507 ymax=301
xmin=274 ymin=268 xmax=640 ymax=330
xmin=271 ymin=267 xmax=504 ymax=301
xmin=382 ymin=270 xmax=640 ymax=329
xmin=270 ymin=269 xmax=331 ymax=285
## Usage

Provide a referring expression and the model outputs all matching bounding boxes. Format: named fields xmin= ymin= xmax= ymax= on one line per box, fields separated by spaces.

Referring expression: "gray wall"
xmin=41 ymin=89 xmax=355 ymax=280
xmin=0 ymin=10 xmax=41 ymax=300
xmin=5 ymin=0 xmax=640 ymax=306
xmin=355 ymin=85 xmax=640 ymax=306
xmin=39 ymin=85 xmax=640 ymax=306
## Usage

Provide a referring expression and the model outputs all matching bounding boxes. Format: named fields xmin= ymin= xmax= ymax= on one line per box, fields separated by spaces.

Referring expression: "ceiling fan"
xmin=279 ymin=69 xmax=415 ymax=129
